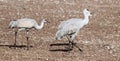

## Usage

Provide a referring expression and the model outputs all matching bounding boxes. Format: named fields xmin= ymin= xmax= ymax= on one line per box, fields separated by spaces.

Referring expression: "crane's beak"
xmin=46 ymin=19 xmax=50 ymax=23
xmin=90 ymin=13 xmax=92 ymax=16
xmin=47 ymin=21 xmax=50 ymax=23
xmin=44 ymin=18 xmax=50 ymax=23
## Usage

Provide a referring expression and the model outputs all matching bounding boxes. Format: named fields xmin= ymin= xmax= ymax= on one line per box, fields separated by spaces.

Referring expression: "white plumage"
xmin=9 ymin=18 xmax=47 ymax=50
xmin=55 ymin=9 xmax=92 ymax=49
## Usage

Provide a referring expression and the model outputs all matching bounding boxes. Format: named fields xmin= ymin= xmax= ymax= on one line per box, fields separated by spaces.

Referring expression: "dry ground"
xmin=0 ymin=0 xmax=120 ymax=61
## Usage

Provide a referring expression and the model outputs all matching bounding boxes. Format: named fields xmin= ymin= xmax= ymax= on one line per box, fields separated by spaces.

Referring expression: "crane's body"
xmin=9 ymin=18 xmax=47 ymax=50
xmin=16 ymin=19 xmax=37 ymax=28
xmin=9 ymin=18 xmax=46 ymax=30
xmin=56 ymin=18 xmax=85 ymax=40
xmin=55 ymin=9 xmax=92 ymax=50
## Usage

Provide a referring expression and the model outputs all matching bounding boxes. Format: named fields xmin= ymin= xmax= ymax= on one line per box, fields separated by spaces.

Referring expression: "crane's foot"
xmin=65 ymin=46 xmax=73 ymax=51
xmin=69 ymin=41 xmax=74 ymax=47
xmin=70 ymin=42 xmax=83 ymax=52
xmin=66 ymin=41 xmax=77 ymax=51
xmin=65 ymin=43 xmax=73 ymax=51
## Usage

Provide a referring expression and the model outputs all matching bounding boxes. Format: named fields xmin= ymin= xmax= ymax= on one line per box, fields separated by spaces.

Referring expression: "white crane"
xmin=9 ymin=18 xmax=48 ymax=50
xmin=55 ymin=9 xmax=92 ymax=50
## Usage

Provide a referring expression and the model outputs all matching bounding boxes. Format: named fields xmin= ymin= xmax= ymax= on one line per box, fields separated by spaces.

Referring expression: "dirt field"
xmin=0 ymin=0 xmax=120 ymax=61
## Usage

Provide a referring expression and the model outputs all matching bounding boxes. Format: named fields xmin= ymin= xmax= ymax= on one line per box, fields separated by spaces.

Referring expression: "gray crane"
xmin=9 ymin=18 xmax=48 ymax=50
xmin=55 ymin=9 xmax=92 ymax=50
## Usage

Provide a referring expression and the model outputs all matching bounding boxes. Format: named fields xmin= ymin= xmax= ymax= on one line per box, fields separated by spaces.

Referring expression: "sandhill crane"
xmin=55 ymin=9 xmax=92 ymax=50
xmin=9 ymin=18 xmax=48 ymax=50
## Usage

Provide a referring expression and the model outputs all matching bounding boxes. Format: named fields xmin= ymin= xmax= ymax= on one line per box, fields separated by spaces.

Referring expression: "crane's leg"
xmin=66 ymin=36 xmax=73 ymax=50
xmin=26 ymin=30 xmax=30 ymax=50
xmin=14 ymin=28 xmax=24 ymax=46
xmin=69 ymin=35 xmax=83 ymax=52
xmin=14 ymin=31 xmax=17 ymax=46
xmin=69 ymin=35 xmax=76 ymax=48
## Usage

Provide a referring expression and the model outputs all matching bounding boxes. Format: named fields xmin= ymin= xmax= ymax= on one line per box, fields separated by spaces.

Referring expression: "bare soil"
xmin=0 ymin=0 xmax=120 ymax=61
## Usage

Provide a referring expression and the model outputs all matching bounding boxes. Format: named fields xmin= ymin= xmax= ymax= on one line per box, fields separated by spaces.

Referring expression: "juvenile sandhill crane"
xmin=9 ymin=18 xmax=48 ymax=50
xmin=55 ymin=9 xmax=92 ymax=50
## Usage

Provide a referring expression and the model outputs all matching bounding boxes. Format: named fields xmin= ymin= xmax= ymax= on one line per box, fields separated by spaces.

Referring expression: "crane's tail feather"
xmin=55 ymin=30 xmax=64 ymax=41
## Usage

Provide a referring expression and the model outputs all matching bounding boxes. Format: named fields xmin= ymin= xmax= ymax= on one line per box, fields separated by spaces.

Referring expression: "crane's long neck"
xmin=35 ymin=21 xmax=45 ymax=30
xmin=83 ymin=14 xmax=89 ymax=25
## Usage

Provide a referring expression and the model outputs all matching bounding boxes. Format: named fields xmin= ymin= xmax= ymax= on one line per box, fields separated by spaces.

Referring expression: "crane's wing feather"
xmin=17 ymin=18 xmax=38 ymax=28
xmin=63 ymin=23 xmax=78 ymax=35
xmin=58 ymin=21 xmax=78 ymax=36
xmin=58 ymin=18 xmax=82 ymax=34
xmin=56 ymin=18 xmax=84 ymax=40
xmin=58 ymin=21 xmax=69 ymax=30
xmin=55 ymin=22 xmax=78 ymax=40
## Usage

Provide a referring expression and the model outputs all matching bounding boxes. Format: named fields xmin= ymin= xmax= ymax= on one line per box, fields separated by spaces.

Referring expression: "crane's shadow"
xmin=0 ymin=44 xmax=33 ymax=49
xmin=49 ymin=42 xmax=83 ymax=52
xmin=49 ymin=43 xmax=73 ymax=52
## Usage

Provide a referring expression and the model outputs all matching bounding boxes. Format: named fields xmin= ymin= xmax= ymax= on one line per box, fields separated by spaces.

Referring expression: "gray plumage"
xmin=9 ymin=18 xmax=47 ymax=50
xmin=9 ymin=18 xmax=47 ymax=30
xmin=55 ymin=9 xmax=92 ymax=49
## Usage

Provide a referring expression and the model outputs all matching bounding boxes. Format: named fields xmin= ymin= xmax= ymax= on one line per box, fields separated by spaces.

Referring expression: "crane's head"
xmin=83 ymin=9 xmax=92 ymax=16
xmin=42 ymin=18 xmax=50 ymax=23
